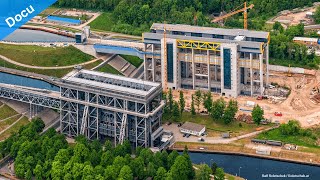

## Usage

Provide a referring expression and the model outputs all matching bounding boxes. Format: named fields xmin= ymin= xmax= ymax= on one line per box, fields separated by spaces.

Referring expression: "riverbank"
xmin=171 ymin=142 xmax=320 ymax=167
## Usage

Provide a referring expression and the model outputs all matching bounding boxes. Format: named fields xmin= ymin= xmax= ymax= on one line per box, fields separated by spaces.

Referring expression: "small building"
xmin=180 ymin=122 xmax=205 ymax=136
xmin=293 ymin=37 xmax=320 ymax=48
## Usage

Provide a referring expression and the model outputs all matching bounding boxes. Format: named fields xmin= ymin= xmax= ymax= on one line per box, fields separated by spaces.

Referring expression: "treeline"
xmin=56 ymin=0 xmax=318 ymax=30
xmin=0 ymin=118 xmax=224 ymax=180
xmin=270 ymin=22 xmax=320 ymax=69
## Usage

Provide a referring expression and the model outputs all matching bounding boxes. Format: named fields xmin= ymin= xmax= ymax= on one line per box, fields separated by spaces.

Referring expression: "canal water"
xmin=186 ymin=152 xmax=320 ymax=180
xmin=3 ymin=29 xmax=74 ymax=42
xmin=0 ymin=72 xmax=59 ymax=91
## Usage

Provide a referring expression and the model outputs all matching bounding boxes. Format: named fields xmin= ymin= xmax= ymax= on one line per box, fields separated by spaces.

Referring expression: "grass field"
xmin=0 ymin=115 xmax=21 ymax=132
xmin=0 ymin=105 xmax=18 ymax=120
xmin=0 ymin=44 xmax=94 ymax=67
xmin=38 ymin=7 xmax=59 ymax=17
xmin=164 ymin=112 xmax=273 ymax=137
xmin=256 ymin=128 xmax=320 ymax=148
xmin=89 ymin=12 xmax=114 ymax=32
xmin=0 ymin=58 xmax=103 ymax=78
xmin=0 ymin=117 xmax=29 ymax=141
xmin=97 ymin=64 xmax=123 ymax=75
xmin=120 ymin=55 xmax=143 ymax=68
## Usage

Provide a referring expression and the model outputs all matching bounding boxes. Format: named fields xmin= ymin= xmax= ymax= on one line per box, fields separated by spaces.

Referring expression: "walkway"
xmin=164 ymin=123 xmax=276 ymax=144
xmin=0 ymin=55 xmax=101 ymax=70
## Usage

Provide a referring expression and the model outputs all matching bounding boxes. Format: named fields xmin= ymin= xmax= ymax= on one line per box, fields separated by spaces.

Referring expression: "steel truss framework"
xmin=177 ymin=39 xmax=221 ymax=51
xmin=0 ymin=78 xmax=163 ymax=148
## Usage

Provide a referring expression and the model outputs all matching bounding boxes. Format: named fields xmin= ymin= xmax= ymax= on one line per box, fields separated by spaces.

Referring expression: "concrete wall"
xmin=269 ymin=65 xmax=304 ymax=74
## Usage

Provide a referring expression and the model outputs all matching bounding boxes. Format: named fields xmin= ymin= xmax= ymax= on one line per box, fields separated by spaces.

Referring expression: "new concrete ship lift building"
xmin=143 ymin=23 xmax=270 ymax=97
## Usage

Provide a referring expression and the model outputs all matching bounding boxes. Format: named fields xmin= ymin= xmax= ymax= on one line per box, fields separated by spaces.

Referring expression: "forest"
xmin=0 ymin=119 xmax=221 ymax=180
xmin=56 ymin=0 xmax=319 ymax=30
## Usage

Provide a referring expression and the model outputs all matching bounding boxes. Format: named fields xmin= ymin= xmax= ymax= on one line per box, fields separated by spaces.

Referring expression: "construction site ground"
xmin=172 ymin=70 xmax=320 ymax=128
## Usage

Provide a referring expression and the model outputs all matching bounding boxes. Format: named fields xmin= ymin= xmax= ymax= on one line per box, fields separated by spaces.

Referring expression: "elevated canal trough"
xmin=0 ymin=67 xmax=171 ymax=149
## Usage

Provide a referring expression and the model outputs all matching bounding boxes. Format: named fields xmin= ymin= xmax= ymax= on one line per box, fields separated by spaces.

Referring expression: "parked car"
xmin=177 ymin=123 xmax=182 ymax=127
xmin=183 ymin=133 xmax=187 ymax=137
xmin=198 ymin=138 xmax=205 ymax=142
xmin=256 ymin=96 xmax=263 ymax=100
xmin=167 ymin=122 xmax=172 ymax=125
xmin=274 ymin=112 xmax=282 ymax=116
xmin=186 ymin=134 xmax=191 ymax=138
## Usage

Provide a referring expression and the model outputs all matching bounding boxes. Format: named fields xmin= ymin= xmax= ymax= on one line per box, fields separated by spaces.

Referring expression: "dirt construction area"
xmin=172 ymin=70 xmax=320 ymax=128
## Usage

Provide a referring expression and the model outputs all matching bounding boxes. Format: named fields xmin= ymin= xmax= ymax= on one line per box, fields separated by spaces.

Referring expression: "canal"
xmin=3 ymin=29 xmax=74 ymax=42
xmin=0 ymin=71 xmax=59 ymax=92
xmin=185 ymin=151 xmax=320 ymax=180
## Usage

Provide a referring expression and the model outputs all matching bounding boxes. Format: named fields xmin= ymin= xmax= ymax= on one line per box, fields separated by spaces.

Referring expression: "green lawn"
xmin=0 ymin=115 xmax=21 ymax=132
xmin=38 ymin=7 xmax=59 ymax=17
xmin=89 ymin=12 xmax=114 ymax=32
xmin=0 ymin=58 xmax=103 ymax=78
xmin=0 ymin=117 xmax=29 ymax=141
xmin=120 ymin=55 xmax=143 ymax=68
xmin=0 ymin=44 xmax=94 ymax=67
xmin=97 ymin=64 xmax=123 ymax=75
xmin=269 ymin=58 xmax=318 ymax=70
xmin=164 ymin=112 xmax=273 ymax=137
xmin=0 ymin=105 xmax=18 ymax=120
xmin=256 ymin=128 xmax=320 ymax=148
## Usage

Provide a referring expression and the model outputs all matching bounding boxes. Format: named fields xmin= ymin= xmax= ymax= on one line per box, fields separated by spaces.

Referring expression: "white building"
xmin=180 ymin=122 xmax=205 ymax=136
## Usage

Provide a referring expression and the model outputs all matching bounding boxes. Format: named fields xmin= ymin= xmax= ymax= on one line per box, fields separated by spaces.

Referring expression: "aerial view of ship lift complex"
xmin=0 ymin=22 xmax=270 ymax=150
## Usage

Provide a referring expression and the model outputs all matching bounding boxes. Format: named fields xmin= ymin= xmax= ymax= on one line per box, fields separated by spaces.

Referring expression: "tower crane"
xmin=211 ymin=2 xmax=254 ymax=29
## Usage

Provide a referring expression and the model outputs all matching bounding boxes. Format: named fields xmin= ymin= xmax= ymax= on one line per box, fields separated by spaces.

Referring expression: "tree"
xmin=100 ymin=150 xmax=114 ymax=167
xmin=34 ymin=164 xmax=44 ymax=180
xmin=154 ymin=167 xmax=167 ymax=180
xmin=211 ymin=162 xmax=218 ymax=174
xmin=214 ymin=168 xmax=225 ymax=180
xmin=183 ymin=146 xmax=195 ymax=179
xmin=191 ymin=95 xmax=196 ymax=115
xmin=104 ymin=140 xmax=113 ymax=151
xmin=273 ymin=21 xmax=284 ymax=33
xmin=252 ymin=105 xmax=264 ymax=125
xmin=104 ymin=165 xmax=118 ymax=180
xmin=315 ymin=6 xmax=320 ymax=24
xmin=118 ymin=165 xmax=133 ymax=180
xmin=168 ymin=88 xmax=173 ymax=112
xmin=130 ymin=157 xmax=145 ymax=179
xmin=179 ymin=91 xmax=185 ymax=114
xmin=170 ymin=156 xmax=192 ymax=180
xmin=211 ymin=98 xmax=226 ymax=121
xmin=222 ymin=100 xmax=238 ymax=124
xmin=279 ymin=120 xmax=301 ymax=135
xmin=196 ymin=164 xmax=212 ymax=180
xmin=146 ymin=162 xmax=157 ymax=178
xmin=194 ymin=90 xmax=202 ymax=112
xmin=25 ymin=169 xmax=32 ymax=180
xmin=172 ymin=101 xmax=181 ymax=122
xmin=203 ymin=91 xmax=213 ymax=113
xmin=167 ymin=150 xmax=179 ymax=169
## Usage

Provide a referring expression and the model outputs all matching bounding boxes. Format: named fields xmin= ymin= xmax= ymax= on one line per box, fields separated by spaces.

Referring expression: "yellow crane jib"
xmin=211 ymin=2 xmax=254 ymax=29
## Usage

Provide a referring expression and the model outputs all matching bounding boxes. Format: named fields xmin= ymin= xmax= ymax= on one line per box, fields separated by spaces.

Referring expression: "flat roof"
xmin=63 ymin=69 xmax=161 ymax=96
xmin=293 ymin=37 xmax=318 ymax=42
xmin=151 ymin=23 xmax=269 ymax=39
xmin=180 ymin=122 xmax=205 ymax=132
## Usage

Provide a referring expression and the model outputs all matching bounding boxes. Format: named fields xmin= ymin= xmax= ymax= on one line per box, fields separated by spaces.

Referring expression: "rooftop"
xmin=63 ymin=69 xmax=161 ymax=96
xmin=293 ymin=37 xmax=319 ymax=43
xmin=180 ymin=122 xmax=205 ymax=132
xmin=151 ymin=23 xmax=269 ymax=39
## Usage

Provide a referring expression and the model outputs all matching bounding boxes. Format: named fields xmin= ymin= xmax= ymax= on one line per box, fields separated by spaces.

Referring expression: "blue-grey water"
xmin=3 ymin=29 xmax=74 ymax=42
xmin=0 ymin=72 xmax=59 ymax=91
xmin=186 ymin=152 xmax=320 ymax=180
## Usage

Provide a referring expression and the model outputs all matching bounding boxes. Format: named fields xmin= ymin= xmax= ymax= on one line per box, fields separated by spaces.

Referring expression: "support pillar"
xmin=192 ymin=49 xmax=195 ymax=89
xmin=259 ymin=54 xmax=264 ymax=95
xmin=143 ymin=43 xmax=148 ymax=81
xmin=266 ymin=44 xmax=269 ymax=86
xmin=207 ymin=50 xmax=211 ymax=91
xmin=250 ymin=53 xmax=253 ymax=96
xmin=152 ymin=44 xmax=155 ymax=82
